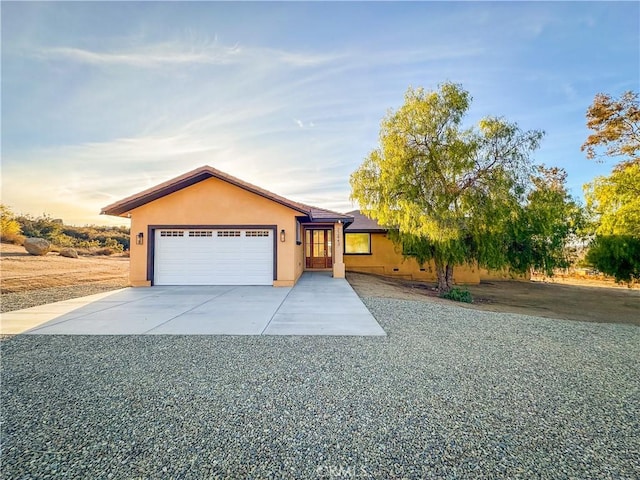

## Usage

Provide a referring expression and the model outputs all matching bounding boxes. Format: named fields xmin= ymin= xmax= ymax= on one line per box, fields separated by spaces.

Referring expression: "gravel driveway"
xmin=2 ymin=297 xmax=639 ymax=479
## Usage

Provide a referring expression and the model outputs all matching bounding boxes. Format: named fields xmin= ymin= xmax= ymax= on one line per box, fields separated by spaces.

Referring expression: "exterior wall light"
xmin=136 ymin=232 xmax=144 ymax=245
xmin=280 ymin=229 xmax=286 ymax=242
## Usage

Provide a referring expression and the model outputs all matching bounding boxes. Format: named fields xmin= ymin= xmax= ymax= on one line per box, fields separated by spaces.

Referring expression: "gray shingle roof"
xmin=344 ymin=210 xmax=388 ymax=232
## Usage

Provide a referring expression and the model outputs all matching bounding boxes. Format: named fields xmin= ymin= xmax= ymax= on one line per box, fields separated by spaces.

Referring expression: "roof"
xmin=101 ymin=165 xmax=353 ymax=224
xmin=344 ymin=210 xmax=388 ymax=233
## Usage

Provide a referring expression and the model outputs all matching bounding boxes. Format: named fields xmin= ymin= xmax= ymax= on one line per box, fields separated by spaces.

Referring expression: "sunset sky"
xmin=2 ymin=2 xmax=638 ymax=226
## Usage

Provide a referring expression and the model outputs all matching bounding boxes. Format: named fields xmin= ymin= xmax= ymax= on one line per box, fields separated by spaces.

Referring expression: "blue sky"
xmin=2 ymin=1 xmax=638 ymax=226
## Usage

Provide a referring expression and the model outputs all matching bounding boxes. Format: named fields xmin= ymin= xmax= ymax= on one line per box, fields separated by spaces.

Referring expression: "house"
xmin=101 ymin=166 xmax=353 ymax=287
xmin=343 ymin=210 xmax=481 ymax=284
xmin=101 ymin=166 xmax=521 ymax=288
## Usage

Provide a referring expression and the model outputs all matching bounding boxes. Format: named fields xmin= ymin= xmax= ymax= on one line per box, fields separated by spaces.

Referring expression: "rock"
xmin=59 ymin=248 xmax=78 ymax=259
xmin=23 ymin=238 xmax=51 ymax=256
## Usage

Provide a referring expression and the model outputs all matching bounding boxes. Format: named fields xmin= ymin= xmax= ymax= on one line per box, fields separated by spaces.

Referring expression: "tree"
xmin=507 ymin=166 xmax=584 ymax=276
xmin=586 ymin=235 xmax=640 ymax=283
xmin=581 ymin=91 xmax=640 ymax=283
xmin=584 ymin=160 xmax=640 ymax=237
xmin=583 ymin=160 xmax=640 ymax=283
xmin=350 ymin=83 xmax=544 ymax=293
xmin=581 ymin=91 xmax=640 ymax=165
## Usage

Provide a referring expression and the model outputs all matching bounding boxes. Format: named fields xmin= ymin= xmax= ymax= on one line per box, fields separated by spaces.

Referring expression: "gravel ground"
xmin=1 ymin=283 xmax=127 ymax=313
xmin=2 ymin=298 xmax=639 ymax=479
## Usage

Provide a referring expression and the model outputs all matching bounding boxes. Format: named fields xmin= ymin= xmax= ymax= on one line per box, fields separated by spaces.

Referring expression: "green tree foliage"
xmin=581 ymin=91 xmax=639 ymax=164
xmin=0 ymin=204 xmax=24 ymax=244
xmin=582 ymin=91 xmax=640 ymax=283
xmin=350 ymin=83 xmax=544 ymax=292
xmin=586 ymin=235 xmax=640 ymax=283
xmin=584 ymin=160 xmax=640 ymax=237
xmin=507 ymin=166 xmax=584 ymax=275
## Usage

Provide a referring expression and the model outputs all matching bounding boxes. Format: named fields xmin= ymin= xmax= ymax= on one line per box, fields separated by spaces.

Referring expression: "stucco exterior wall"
xmin=333 ymin=222 xmax=346 ymax=278
xmin=128 ymin=177 xmax=303 ymax=287
xmin=479 ymin=268 xmax=531 ymax=281
xmin=344 ymin=232 xmax=480 ymax=285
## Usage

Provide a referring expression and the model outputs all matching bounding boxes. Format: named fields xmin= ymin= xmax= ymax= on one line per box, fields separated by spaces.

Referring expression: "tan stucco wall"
xmin=293 ymin=221 xmax=304 ymax=283
xmin=333 ymin=222 xmax=346 ymax=278
xmin=344 ymin=232 xmax=480 ymax=285
xmin=128 ymin=177 xmax=303 ymax=287
xmin=479 ymin=268 xmax=531 ymax=281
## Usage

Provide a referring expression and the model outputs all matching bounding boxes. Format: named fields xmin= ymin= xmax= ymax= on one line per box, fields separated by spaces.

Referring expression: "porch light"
xmin=280 ymin=229 xmax=286 ymax=242
xmin=136 ymin=232 xmax=144 ymax=245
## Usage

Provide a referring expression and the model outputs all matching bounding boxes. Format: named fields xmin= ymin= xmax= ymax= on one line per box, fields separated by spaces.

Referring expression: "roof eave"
xmin=101 ymin=167 xmax=313 ymax=218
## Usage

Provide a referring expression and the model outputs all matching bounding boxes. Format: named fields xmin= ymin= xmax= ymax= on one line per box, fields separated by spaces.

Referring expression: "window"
xmin=344 ymin=233 xmax=371 ymax=254
xmin=217 ymin=230 xmax=241 ymax=237
xmin=160 ymin=231 xmax=184 ymax=237
xmin=245 ymin=230 xmax=270 ymax=237
xmin=189 ymin=231 xmax=213 ymax=237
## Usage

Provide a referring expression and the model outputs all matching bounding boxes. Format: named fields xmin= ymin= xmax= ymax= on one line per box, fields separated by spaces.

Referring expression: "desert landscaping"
xmin=0 ymin=243 xmax=129 ymax=313
xmin=1 ymin=242 xmax=637 ymax=326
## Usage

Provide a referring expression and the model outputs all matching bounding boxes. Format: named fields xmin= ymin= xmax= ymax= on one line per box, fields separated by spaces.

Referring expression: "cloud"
xmin=294 ymin=118 xmax=315 ymax=129
xmin=32 ymin=40 xmax=342 ymax=69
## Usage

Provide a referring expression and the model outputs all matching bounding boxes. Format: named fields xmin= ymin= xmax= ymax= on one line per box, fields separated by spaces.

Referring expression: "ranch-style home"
xmin=102 ymin=165 xmax=492 ymax=287
xmin=101 ymin=165 xmax=352 ymax=287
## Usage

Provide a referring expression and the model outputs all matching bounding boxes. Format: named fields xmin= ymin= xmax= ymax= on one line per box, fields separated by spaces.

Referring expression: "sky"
xmin=2 ymin=1 xmax=638 ymax=226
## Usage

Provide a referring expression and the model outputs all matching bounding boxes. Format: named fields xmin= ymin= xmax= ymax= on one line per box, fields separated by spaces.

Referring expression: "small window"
xmin=245 ymin=230 xmax=270 ymax=237
xmin=345 ymin=233 xmax=371 ymax=254
xmin=160 ymin=230 xmax=184 ymax=237
xmin=189 ymin=231 xmax=213 ymax=237
xmin=217 ymin=230 xmax=241 ymax=237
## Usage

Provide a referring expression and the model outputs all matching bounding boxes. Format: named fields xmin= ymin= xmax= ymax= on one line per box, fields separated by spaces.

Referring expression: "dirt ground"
xmin=347 ymin=272 xmax=640 ymax=326
xmin=0 ymin=243 xmax=129 ymax=294
xmin=2 ymin=243 xmax=637 ymax=326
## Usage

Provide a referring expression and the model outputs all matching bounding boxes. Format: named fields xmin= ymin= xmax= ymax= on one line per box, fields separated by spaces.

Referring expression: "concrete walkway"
xmin=1 ymin=272 xmax=385 ymax=336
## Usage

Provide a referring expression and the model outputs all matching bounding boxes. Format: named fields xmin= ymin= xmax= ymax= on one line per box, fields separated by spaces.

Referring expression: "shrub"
xmin=440 ymin=287 xmax=473 ymax=303
xmin=93 ymin=247 xmax=115 ymax=256
xmin=1 ymin=205 xmax=24 ymax=244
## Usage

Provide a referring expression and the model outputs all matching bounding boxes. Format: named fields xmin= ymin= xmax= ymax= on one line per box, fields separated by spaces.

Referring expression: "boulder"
xmin=23 ymin=237 xmax=51 ymax=256
xmin=59 ymin=248 xmax=78 ymax=259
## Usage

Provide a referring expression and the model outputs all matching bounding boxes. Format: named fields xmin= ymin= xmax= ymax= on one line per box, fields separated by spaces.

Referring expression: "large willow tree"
xmin=350 ymin=83 xmax=544 ymax=293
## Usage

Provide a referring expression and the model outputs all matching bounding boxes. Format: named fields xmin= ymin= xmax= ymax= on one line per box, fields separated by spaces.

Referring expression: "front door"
xmin=305 ymin=229 xmax=333 ymax=269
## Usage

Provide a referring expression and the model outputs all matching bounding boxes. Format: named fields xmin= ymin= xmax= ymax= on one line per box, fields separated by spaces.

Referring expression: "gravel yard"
xmin=1 ymin=283 xmax=129 ymax=313
xmin=2 ymin=298 xmax=638 ymax=479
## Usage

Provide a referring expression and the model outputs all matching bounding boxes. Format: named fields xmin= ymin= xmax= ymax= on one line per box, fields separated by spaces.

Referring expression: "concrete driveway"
xmin=1 ymin=272 xmax=385 ymax=336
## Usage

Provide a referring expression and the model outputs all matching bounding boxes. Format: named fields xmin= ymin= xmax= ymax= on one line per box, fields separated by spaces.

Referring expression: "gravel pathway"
xmin=2 ymin=298 xmax=639 ymax=479
xmin=1 ymin=282 xmax=127 ymax=313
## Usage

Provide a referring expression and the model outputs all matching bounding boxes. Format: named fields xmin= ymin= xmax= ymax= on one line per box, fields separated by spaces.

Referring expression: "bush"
xmin=93 ymin=247 xmax=115 ymax=256
xmin=12 ymin=213 xmax=130 ymax=252
xmin=1 ymin=205 xmax=24 ymax=244
xmin=440 ymin=287 xmax=473 ymax=303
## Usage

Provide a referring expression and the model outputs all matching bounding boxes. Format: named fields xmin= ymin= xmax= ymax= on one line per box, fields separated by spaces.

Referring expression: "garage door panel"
xmin=154 ymin=229 xmax=273 ymax=285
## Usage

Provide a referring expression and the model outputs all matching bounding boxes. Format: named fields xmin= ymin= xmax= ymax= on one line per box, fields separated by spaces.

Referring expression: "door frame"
xmin=303 ymin=226 xmax=334 ymax=270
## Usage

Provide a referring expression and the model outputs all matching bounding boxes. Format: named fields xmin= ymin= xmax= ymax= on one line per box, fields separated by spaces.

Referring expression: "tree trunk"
xmin=435 ymin=260 xmax=454 ymax=294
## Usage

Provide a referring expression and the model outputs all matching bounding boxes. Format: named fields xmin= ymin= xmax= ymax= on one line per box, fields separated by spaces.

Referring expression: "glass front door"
xmin=305 ymin=229 xmax=333 ymax=269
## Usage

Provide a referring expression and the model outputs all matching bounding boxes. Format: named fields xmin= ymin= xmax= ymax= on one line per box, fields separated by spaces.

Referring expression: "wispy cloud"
xmin=33 ymin=40 xmax=342 ymax=69
xmin=294 ymin=118 xmax=316 ymax=129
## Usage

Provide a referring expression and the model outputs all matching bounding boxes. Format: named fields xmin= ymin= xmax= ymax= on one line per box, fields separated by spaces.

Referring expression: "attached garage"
xmin=153 ymin=228 xmax=275 ymax=285
xmin=100 ymin=165 xmax=352 ymax=287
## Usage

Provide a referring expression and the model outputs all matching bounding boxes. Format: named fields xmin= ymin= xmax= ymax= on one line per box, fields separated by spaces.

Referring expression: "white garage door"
xmin=154 ymin=229 xmax=274 ymax=285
